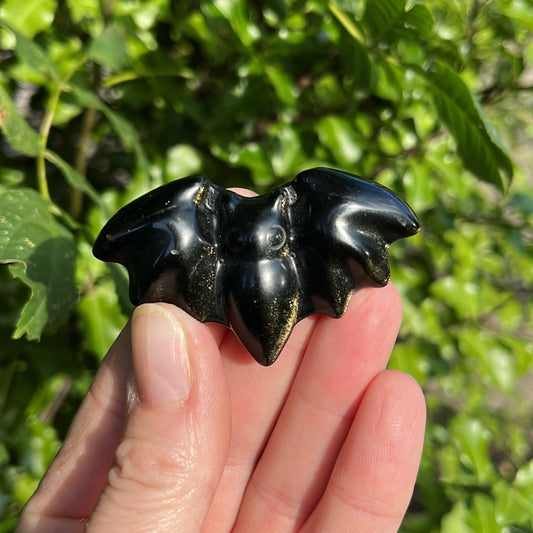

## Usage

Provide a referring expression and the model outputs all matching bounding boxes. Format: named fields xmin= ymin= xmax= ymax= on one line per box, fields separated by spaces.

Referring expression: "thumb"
xmin=87 ymin=303 xmax=231 ymax=532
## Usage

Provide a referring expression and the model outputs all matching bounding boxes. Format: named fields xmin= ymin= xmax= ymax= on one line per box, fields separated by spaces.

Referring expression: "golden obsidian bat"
xmin=93 ymin=167 xmax=420 ymax=366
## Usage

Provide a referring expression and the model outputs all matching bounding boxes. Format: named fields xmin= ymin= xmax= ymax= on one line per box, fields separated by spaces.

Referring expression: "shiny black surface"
xmin=93 ymin=167 xmax=420 ymax=365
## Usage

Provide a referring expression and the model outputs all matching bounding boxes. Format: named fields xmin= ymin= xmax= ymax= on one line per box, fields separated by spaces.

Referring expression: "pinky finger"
xmin=302 ymin=370 xmax=426 ymax=533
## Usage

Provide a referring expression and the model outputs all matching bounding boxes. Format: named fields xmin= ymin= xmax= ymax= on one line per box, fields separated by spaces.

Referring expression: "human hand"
xmin=17 ymin=283 xmax=426 ymax=532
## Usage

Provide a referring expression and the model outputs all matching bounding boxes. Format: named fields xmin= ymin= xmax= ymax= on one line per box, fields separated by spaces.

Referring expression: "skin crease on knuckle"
xmin=96 ymin=436 xmax=209 ymax=519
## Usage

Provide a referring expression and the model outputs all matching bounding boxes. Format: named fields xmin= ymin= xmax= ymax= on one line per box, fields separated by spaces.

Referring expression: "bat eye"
xmin=266 ymin=224 xmax=286 ymax=251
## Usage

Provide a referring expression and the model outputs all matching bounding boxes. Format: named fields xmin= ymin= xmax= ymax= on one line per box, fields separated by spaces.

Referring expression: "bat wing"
xmin=92 ymin=176 xmax=229 ymax=325
xmin=289 ymin=167 xmax=420 ymax=319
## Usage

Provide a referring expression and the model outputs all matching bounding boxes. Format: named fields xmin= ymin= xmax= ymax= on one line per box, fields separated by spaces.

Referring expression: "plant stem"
xmin=36 ymin=81 xmax=64 ymax=201
xmin=70 ymin=107 xmax=99 ymax=218
xmin=102 ymin=0 xmax=117 ymax=24
xmin=36 ymin=55 xmax=88 ymax=204
xmin=36 ymin=150 xmax=51 ymax=201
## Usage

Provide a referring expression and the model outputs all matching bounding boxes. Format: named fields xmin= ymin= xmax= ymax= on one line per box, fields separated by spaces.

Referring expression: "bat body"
xmin=93 ymin=167 xmax=420 ymax=365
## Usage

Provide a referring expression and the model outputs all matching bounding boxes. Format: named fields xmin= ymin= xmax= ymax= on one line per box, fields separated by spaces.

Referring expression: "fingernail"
xmin=133 ymin=304 xmax=191 ymax=406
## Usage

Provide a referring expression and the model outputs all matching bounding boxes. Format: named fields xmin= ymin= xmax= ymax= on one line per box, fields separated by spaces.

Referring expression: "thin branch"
xmin=71 ymin=106 xmax=99 ymax=218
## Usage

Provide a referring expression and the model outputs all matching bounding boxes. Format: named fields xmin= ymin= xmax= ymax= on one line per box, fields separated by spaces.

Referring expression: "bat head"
xmin=222 ymin=192 xmax=290 ymax=260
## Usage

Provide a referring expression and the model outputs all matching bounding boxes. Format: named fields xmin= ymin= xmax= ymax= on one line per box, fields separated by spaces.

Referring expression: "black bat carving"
xmin=93 ymin=167 xmax=420 ymax=366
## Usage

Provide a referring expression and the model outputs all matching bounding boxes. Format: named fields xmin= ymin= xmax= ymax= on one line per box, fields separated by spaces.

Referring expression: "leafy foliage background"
xmin=0 ymin=0 xmax=532 ymax=530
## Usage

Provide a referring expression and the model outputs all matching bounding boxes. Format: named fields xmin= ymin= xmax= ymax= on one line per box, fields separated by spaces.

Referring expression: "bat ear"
xmin=92 ymin=177 xmax=192 ymax=266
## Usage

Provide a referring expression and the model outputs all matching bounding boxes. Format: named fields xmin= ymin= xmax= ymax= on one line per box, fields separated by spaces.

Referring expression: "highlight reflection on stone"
xmin=93 ymin=167 xmax=420 ymax=365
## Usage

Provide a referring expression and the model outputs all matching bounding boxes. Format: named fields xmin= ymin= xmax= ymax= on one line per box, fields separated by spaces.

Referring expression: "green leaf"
xmin=430 ymin=276 xmax=478 ymax=319
xmin=375 ymin=57 xmax=403 ymax=103
xmin=66 ymin=0 xmax=101 ymax=27
xmin=388 ymin=343 xmax=429 ymax=384
xmin=328 ymin=2 xmax=365 ymax=45
xmin=76 ymin=282 xmax=126 ymax=361
xmin=269 ymin=124 xmax=305 ymax=178
xmin=458 ymin=328 xmax=516 ymax=392
xmin=212 ymin=0 xmax=259 ymax=47
xmin=347 ymin=36 xmax=372 ymax=96
xmin=316 ymin=115 xmax=363 ymax=167
xmin=494 ymin=479 xmax=533 ymax=529
xmin=402 ymin=4 xmax=434 ymax=38
xmin=264 ymin=65 xmax=298 ymax=107
xmin=441 ymin=501 xmax=474 ymax=533
xmin=451 ymin=416 xmax=495 ymax=483
xmin=314 ymin=73 xmax=347 ymax=108
xmin=44 ymin=150 xmax=104 ymax=209
xmin=467 ymin=494 xmax=499 ymax=533
xmin=423 ymin=62 xmax=513 ymax=191
xmin=0 ymin=21 xmax=59 ymax=82
xmin=217 ymin=142 xmax=271 ymax=186
xmin=107 ymin=262 xmax=135 ymax=317
xmin=0 ymin=189 xmax=77 ymax=340
xmin=165 ymin=144 xmax=202 ymax=180
xmin=0 ymin=83 xmax=41 ymax=156
xmin=385 ymin=3 xmax=435 ymax=43
xmin=361 ymin=0 xmax=406 ymax=43
xmin=498 ymin=1 xmax=533 ymax=31
xmin=89 ymin=25 xmax=131 ymax=71
xmin=334 ymin=19 xmax=372 ymax=97
xmin=0 ymin=0 xmax=57 ymax=38
xmin=514 ymin=459 xmax=533 ymax=488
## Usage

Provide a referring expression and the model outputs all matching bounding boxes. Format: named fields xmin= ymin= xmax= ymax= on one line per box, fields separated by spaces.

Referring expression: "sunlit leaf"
xmin=441 ymin=501 xmax=474 ymax=533
xmin=76 ymin=282 xmax=126 ymax=360
xmin=315 ymin=115 xmax=363 ymax=167
xmin=498 ymin=1 xmax=533 ymax=31
xmin=264 ymin=65 xmax=298 ymax=107
xmin=165 ymin=144 xmax=202 ymax=180
xmin=430 ymin=276 xmax=484 ymax=319
xmin=0 ymin=189 xmax=77 ymax=340
xmin=403 ymin=4 xmax=434 ymax=38
xmin=65 ymin=0 xmax=101 ymax=27
xmin=328 ymin=2 xmax=365 ymax=44
xmin=493 ymin=478 xmax=533 ymax=530
xmin=0 ymin=84 xmax=41 ymax=156
xmin=467 ymin=494 xmax=499 ymax=533
xmin=0 ymin=21 xmax=59 ymax=82
xmin=451 ymin=416 xmax=496 ymax=483
xmin=0 ymin=0 xmax=57 ymax=38
xmin=458 ymin=328 xmax=516 ymax=392
xmin=269 ymin=124 xmax=305 ymax=178
xmin=361 ymin=0 xmax=406 ymax=42
xmin=423 ymin=62 xmax=513 ymax=191
xmin=89 ymin=25 xmax=131 ymax=70
xmin=212 ymin=0 xmax=259 ymax=47
xmin=375 ymin=57 xmax=403 ymax=103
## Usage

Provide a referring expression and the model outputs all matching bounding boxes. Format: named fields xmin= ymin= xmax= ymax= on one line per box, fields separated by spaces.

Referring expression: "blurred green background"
xmin=0 ymin=0 xmax=532 ymax=531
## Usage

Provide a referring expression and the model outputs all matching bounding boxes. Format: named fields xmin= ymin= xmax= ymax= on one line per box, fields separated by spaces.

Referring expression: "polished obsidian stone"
xmin=93 ymin=167 xmax=420 ymax=365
